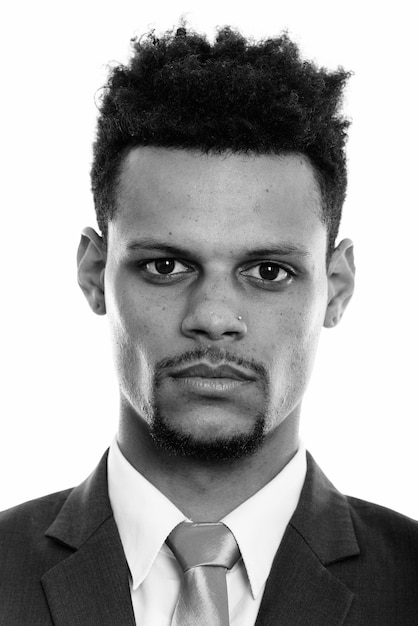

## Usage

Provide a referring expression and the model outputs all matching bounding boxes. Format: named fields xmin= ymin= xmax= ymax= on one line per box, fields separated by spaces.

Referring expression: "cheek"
xmin=105 ymin=273 xmax=178 ymax=371
xmin=104 ymin=280 xmax=163 ymax=416
xmin=262 ymin=288 xmax=327 ymax=383
xmin=267 ymin=292 xmax=325 ymax=348
xmin=105 ymin=277 xmax=150 ymax=372
xmin=261 ymin=308 xmax=324 ymax=432
xmin=268 ymin=323 xmax=321 ymax=384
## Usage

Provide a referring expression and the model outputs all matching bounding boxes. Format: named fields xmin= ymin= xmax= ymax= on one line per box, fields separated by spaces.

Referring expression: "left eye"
xmin=143 ymin=259 xmax=191 ymax=275
xmin=243 ymin=262 xmax=291 ymax=282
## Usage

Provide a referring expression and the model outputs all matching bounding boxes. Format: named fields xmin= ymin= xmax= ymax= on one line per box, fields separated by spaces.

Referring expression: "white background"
xmin=0 ymin=0 xmax=417 ymax=518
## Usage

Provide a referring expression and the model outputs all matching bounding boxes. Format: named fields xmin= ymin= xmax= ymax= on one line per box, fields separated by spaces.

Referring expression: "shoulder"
xmin=0 ymin=489 xmax=72 ymax=535
xmin=337 ymin=496 xmax=417 ymax=598
xmin=347 ymin=494 xmax=418 ymax=549
xmin=0 ymin=489 xmax=74 ymax=568
xmin=331 ymin=496 xmax=418 ymax=621
xmin=304 ymin=452 xmax=418 ymax=555
xmin=332 ymin=488 xmax=418 ymax=575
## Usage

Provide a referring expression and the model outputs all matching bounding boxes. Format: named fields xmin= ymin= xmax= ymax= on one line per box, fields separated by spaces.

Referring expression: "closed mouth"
xmin=169 ymin=363 xmax=256 ymax=382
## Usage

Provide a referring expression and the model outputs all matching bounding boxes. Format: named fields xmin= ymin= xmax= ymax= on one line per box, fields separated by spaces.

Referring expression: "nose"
xmin=181 ymin=277 xmax=247 ymax=342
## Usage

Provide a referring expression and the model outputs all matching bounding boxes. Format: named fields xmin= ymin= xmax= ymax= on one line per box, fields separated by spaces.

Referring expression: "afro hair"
xmin=91 ymin=25 xmax=351 ymax=261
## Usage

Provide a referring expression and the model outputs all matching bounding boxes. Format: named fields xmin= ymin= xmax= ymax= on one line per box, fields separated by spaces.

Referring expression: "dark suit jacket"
xmin=1 ymin=451 xmax=417 ymax=625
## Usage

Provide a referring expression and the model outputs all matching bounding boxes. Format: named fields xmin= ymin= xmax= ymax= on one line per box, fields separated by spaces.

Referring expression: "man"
xmin=1 ymin=25 xmax=417 ymax=625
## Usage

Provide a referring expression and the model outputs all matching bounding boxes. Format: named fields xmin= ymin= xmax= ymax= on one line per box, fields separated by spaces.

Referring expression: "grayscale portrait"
xmin=1 ymin=3 xmax=417 ymax=624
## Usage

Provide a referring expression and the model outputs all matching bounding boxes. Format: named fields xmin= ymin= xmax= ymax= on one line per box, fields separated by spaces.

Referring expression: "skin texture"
xmin=78 ymin=147 xmax=355 ymax=521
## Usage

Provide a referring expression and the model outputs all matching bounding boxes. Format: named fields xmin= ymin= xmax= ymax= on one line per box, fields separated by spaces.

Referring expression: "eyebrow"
xmin=126 ymin=238 xmax=311 ymax=258
xmin=243 ymin=245 xmax=310 ymax=259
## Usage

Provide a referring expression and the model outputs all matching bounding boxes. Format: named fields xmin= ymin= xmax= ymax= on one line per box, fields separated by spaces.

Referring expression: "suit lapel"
xmin=255 ymin=524 xmax=354 ymax=625
xmin=41 ymin=452 xmax=136 ymax=626
xmin=256 ymin=453 xmax=359 ymax=626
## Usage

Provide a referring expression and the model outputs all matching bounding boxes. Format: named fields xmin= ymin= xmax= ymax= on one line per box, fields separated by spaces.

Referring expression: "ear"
xmin=77 ymin=227 xmax=106 ymax=315
xmin=324 ymin=238 xmax=355 ymax=328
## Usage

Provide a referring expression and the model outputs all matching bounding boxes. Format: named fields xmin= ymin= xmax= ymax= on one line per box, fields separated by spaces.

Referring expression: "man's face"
xmin=104 ymin=147 xmax=329 ymax=459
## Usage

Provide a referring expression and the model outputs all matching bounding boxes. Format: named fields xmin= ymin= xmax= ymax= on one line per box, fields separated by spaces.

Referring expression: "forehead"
xmin=110 ymin=146 xmax=326 ymax=258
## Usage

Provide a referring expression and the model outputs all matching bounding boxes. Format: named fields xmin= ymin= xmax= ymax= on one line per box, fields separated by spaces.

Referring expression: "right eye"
xmin=137 ymin=258 xmax=194 ymax=280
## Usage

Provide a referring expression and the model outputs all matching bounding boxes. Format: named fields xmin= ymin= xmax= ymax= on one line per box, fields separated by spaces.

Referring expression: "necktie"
xmin=166 ymin=521 xmax=240 ymax=626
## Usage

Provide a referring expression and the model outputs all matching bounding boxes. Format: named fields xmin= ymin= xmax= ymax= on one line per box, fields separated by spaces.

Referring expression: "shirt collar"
xmin=222 ymin=444 xmax=307 ymax=599
xmin=107 ymin=438 xmax=187 ymax=589
xmin=108 ymin=437 xmax=306 ymax=597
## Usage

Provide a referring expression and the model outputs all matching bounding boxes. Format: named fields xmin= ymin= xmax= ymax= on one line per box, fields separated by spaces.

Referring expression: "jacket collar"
xmin=255 ymin=452 xmax=359 ymax=625
xmin=291 ymin=451 xmax=359 ymax=564
xmin=42 ymin=451 xmax=136 ymax=625
xmin=45 ymin=450 xmax=112 ymax=548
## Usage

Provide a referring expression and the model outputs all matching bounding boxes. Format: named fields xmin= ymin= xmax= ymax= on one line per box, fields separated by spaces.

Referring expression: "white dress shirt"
xmin=108 ymin=437 xmax=307 ymax=626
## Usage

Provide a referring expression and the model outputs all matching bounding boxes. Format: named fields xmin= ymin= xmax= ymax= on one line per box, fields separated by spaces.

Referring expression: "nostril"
xmin=181 ymin=309 xmax=247 ymax=341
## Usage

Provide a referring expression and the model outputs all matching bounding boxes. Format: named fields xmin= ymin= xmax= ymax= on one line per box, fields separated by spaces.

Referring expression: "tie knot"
xmin=166 ymin=522 xmax=240 ymax=572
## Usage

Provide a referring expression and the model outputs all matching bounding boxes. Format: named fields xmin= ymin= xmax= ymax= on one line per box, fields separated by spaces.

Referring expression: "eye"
xmin=242 ymin=261 xmax=293 ymax=283
xmin=141 ymin=258 xmax=192 ymax=276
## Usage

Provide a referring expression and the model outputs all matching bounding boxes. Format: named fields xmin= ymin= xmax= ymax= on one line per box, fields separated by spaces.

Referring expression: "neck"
xmin=117 ymin=402 xmax=300 ymax=522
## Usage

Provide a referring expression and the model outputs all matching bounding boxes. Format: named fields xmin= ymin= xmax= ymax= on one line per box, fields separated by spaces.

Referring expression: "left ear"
xmin=324 ymin=238 xmax=355 ymax=328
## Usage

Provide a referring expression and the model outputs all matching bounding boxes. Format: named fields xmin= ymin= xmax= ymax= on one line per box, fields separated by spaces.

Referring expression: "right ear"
xmin=77 ymin=227 xmax=106 ymax=315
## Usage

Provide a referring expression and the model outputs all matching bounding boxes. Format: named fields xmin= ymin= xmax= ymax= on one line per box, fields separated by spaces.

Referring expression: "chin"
xmin=149 ymin=409 xmax=266 ymax=462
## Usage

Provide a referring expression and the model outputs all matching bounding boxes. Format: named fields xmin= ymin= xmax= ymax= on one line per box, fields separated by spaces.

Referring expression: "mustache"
xmin=154 ymin=346 xmax=268 ymax=385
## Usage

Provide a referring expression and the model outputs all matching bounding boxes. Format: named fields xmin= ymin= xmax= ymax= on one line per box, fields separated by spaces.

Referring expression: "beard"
xmin=149 ymin=407 xmax=266 ymax=462
xmin=137 ymin=345 xmax=270 ymax=462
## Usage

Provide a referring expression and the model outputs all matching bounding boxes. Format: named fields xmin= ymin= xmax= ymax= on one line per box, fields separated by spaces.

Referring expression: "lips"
xmin=170 ymin=363 xmax=256 ymax=382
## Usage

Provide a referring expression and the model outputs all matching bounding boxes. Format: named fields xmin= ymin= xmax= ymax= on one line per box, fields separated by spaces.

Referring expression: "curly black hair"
xmin=91 ymin=25 xmax=351 ymax=262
